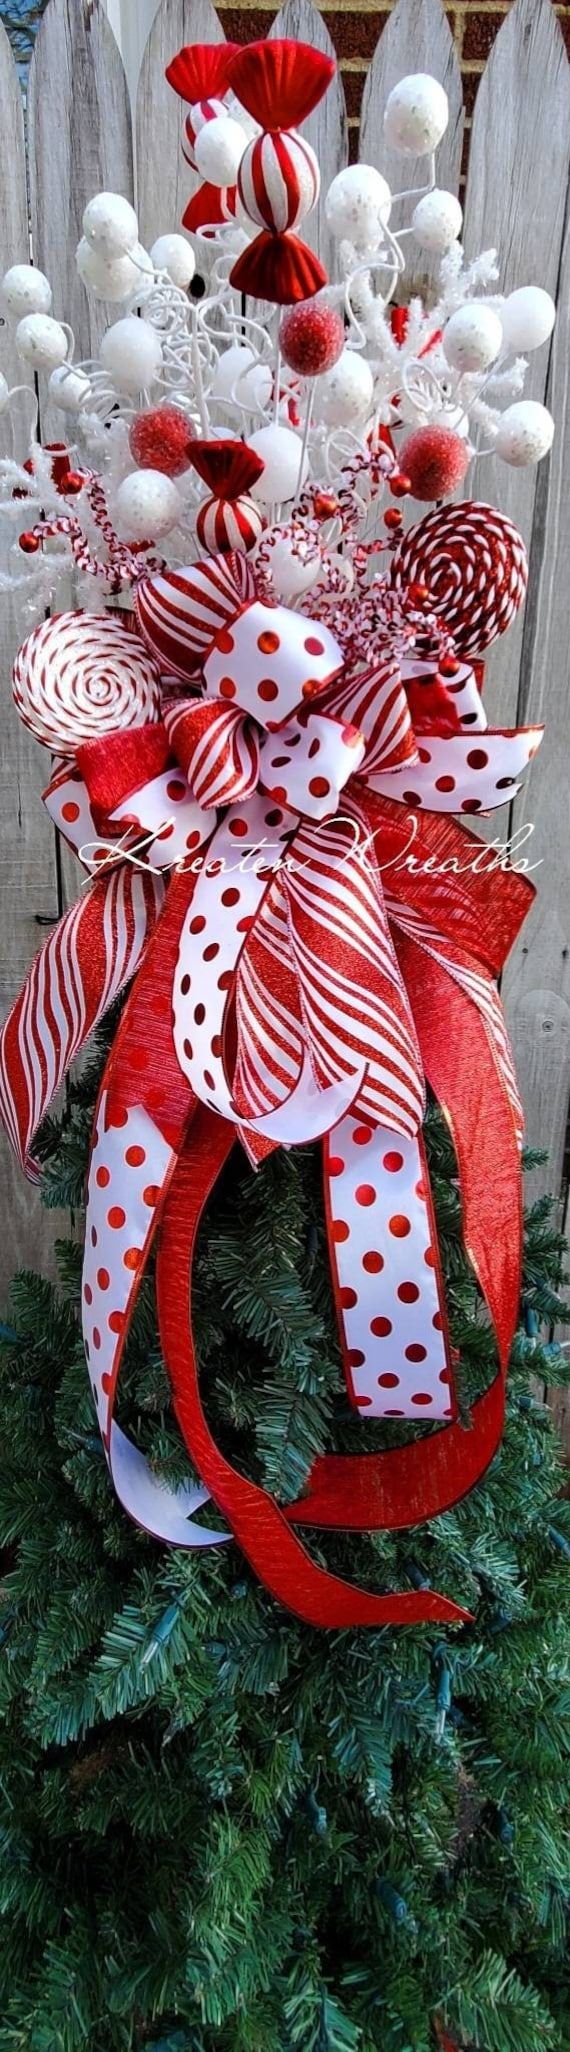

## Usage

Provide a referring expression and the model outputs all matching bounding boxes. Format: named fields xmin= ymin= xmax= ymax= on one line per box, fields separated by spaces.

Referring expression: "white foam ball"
xmin=248 ymin=424 xmax=308 ymax=503
xmin=325 ymin=164 xmax=391 ymax=247
xmin=77 ymin=237 xmax=153 ymax=304
xmin=15 ymin=313 xmax=68 ymax=373
xmin=412 ymin=188 xmax=463 ymax=253
xmin=236 ymin=361 xmax=273 ymax=410
xmin=115 ymin=469 xmax=183 ymax=540
xmin=384 ymin=74 xmax=449 ymax=155
xmin=194 ymin=114 xmax=247 ymax=187
xmin=150 ymin=234 xmax=196 ymax=288
xmin=263 ymin=534 xmax=321 ymax=599
xmin=1 ymin=263 xmax=52 ymax=318
xmin=495 ymin=400 xmax=554 ymax=467
xmin=500 ymin=286 xmax=556 ymax=354
xmin=443 ymin=302 xmax=503 ymax=375
xmin=100 ymin=315 xmax=162 ymax=395
xmin=125 ymin=246 xmax=155 ymax=307
xmin=315 ymin=350 xmax=374 ymax=429
xmin=48 ymin=364 xmax=92 ymax=414
xmin=210 ymin=343 xmax=255 ymax=399
xmin=83 ymin=191 xmax=139 ymax=259
xmin=0 ymin=372 xmax=10 ymax=412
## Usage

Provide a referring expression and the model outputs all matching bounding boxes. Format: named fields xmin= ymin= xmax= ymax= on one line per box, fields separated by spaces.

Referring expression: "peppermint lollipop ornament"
xmin=12 ymin=612 xmax=162 ymax=754
xmin=389 ymin=501 xmax=528 ymax=658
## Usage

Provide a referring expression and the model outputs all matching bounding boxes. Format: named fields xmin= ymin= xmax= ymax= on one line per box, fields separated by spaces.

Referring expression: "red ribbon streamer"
xmin=157 ymin=1109 xmax=471 ymax=1628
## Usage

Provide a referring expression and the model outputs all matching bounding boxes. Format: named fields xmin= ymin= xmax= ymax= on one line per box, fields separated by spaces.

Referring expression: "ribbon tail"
xmin=81 ymin=870 xmax=228 ymax=1548
xmin=394 ymin=930 xmax=523 ymax=1373
xmin=324 ymin=1119 xmax=456 ymax=1419
xmin=0 ymin=867 xmax=164 ymax=1179
xmin=157 ymin=1108 xmax=471 ymax=1627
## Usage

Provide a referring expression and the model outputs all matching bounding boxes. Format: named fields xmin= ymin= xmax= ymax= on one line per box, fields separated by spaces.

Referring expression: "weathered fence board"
xmin=463 ymin=0 xmax=570 ymax=734
xmin=136 ymin=0 xmax=224 ymax=258
xmin=0 ymin=21 xmax=68 ymax=1290
xmin=28 ymin=0 xmax=133 ymax=447
xmin=360 ymin=0 xmax=464 ymax=296
xmin=500 ymin=170 xmax=570 ymax=1206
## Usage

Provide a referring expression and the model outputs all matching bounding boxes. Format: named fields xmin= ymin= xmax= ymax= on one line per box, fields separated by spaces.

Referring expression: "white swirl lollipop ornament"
xmin=12 ymin=612 xmax=163 ymax=755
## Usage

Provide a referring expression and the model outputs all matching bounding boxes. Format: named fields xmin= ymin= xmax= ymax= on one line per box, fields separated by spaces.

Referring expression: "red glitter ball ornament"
xmin=129 ymin=407 xmax=194 ymax=477
xmin=398 ymin=425 xmax=470 ymax=503
xmin=279 ymin=300 xmax=345 ymax=377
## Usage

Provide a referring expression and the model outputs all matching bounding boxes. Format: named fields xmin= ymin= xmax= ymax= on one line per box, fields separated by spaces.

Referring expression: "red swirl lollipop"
xmin=388 ymin=500 xmax=528 ymax=657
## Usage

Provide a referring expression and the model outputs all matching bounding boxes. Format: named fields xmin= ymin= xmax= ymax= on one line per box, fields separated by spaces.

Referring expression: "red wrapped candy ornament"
xmin=165 ymin=40 xmax=240 ymax=234
xmin=226 ymin=40 xmax=333 ymax=304
xmin=189 ymin=437 xmax=265 ymax=554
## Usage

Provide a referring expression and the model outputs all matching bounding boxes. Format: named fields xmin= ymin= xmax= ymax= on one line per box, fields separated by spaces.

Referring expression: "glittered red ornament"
xmin=129 ymin=407 xmax=194 ymax=478
xmin=279 ymin=299 xmax=345 ymax=377
xmin=399 ymin=425 xmax=470 ymax=503
xmin=19 ymin=531 xmax=40 ymax=553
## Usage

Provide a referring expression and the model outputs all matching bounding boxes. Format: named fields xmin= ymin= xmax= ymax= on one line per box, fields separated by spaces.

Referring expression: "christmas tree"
xmin=0 ymin=28 xmax=569 ymax=2052
xmin=0 ymin=1050 xmax=569 ymax=2052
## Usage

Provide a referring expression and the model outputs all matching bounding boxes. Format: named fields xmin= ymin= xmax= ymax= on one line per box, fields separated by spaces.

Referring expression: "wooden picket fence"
xmin=1 ymin=0 xmax=569 ymax=1442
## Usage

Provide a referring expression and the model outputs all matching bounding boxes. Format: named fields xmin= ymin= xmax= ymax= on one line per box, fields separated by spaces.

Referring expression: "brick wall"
xmin=218 ymin=1 xmax=570 ymax=171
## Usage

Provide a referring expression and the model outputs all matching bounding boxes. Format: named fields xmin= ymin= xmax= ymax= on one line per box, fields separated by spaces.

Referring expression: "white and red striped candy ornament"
xmin=182 ymin=97 xmax=226 ymax=170
xmin=197 ymin=495 xmax=263 ymax=553
xmin=12 ymin=611 xmax=162 ymax=755
xmin=237 ymin=129 xmax=320 ymax=234
xmin=226 ymin=39 xmax=333 ymax=304
xmin=389 ymin=501 xmax=529 ymax=658
xmin=191 ymin=436 xmax=265 ymax=556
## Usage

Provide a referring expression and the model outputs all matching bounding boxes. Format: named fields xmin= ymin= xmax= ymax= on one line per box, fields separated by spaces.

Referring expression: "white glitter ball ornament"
xmin=150 ymin=234 xmax=196 ymax=288
xmin=82 ymin=192 xmax=139 ymax=259
xmin=1 ymin=263 xmax=52 ymax=318
xmin=315 ymin=350 xmax=374 ymax=429
xmin=0 ymin=373 xmax=9 ymax=412
xmin=48 ymin=364 xmax=92 ymax=414
xmin=194 ymin=113 xmax=247 ymax=187
xmin=443 ymin=302 xmax=503 ymax=375
xmin=15 ymin=313 xmax=68 ymax=373
xmin=248 ymin=425 xmax=309 ymax=503
xmin=115 ymin=469 xmax=183 ymax=540
xmin=500 ymin=286 xmax=556 ymax=354
xmin=495 ymin=401 xmax=555 ymax=467
xmin=384 ymin=74 xmax=449 ymax=155
xmin=325 ymin=164 xmax=391 ymax=247
xmin=412 ymin=188 xmax=463 ymax=253
xmin=100 ymin=316 xmax=163 ymax=395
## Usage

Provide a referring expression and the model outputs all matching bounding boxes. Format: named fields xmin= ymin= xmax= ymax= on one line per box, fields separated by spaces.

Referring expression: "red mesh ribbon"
xmin=189 ymin=438 xmax=265 ymax=498
xmin=165 ymin=42 xmax=238 ymax=104
xmin=230 ymin=229 xmax=328 ymax=306
xmin=225 ymin=38 xmax=335 ymax=129
xmin=76 ymin=724 xmax=170 ymax=817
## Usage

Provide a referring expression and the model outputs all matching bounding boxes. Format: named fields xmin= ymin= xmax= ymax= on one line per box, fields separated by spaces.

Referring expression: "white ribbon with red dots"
xmin=83 ymin=1092 xmax=229 ymax=1545
xmin=324 ymin=1119 xmax=453 ymax=1418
